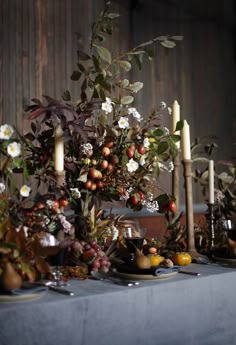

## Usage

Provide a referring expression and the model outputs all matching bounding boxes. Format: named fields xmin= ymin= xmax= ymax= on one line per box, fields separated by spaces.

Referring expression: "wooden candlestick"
xmin=55 ymin=170 xmax=65 ymax=187
xmin=182 ymin=159 xmax=210 ymax=263
xmin=172 ymin=150 xmax=180 ymax=212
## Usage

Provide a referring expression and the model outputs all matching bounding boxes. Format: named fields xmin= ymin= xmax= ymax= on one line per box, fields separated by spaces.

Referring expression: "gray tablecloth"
xmin=1 ymin=264 xmax=236 ymax=345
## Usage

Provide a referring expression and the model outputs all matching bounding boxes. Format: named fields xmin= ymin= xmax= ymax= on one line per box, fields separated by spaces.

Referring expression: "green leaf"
xmin=62 ymin=90 xmax=71 ymax=101
xmin=170 ymin=134 xmax=181 ymax=143
xmin=117 ymin=60 xmax=132 ymax=72
xmin=77 ymin=63 xmax=85 ymax=72
xmin=94 ymin=45 xmax=112 ymax=64
xmin=92 ymin=55 xmax=101 ymax=71
xmin=154 ymin=128 xmax=165 ymax=137
xmin=71 ymin=71 xmax=82 ymax=81
xmin=106 ymin=13 xmax=120 ymax=19
xmin=175 ymin=120 xmax=184 ymax=131
xmin=128 ymin=82 xmax=143 ymax=93
xmin=157 ymin=142 xmax=168 ymax=155
xmin=120 ymin=96 xmax=134 ymax=105
xmin=77 ymin=50 xmax=91 ymax=61
xmin=132 ymin=54 xmax=143 ymax=70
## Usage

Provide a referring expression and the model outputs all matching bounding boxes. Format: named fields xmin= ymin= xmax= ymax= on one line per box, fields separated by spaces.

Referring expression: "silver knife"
xmin=179 ymin=270 xmax=201 ymax=276
xmin=49 ymin=285 xmax=75 ymax=296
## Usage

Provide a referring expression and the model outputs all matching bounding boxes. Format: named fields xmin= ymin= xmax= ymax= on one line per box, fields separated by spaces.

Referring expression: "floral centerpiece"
xmin=0 ymin=1 xmax=183 ymax=281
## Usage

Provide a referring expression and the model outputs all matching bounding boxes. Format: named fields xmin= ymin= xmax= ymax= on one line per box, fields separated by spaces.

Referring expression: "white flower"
xmin=118 ymin=116 xmax=129 ymax=129
xmin=7 ymin=141 xmax=21 ymax=158
xmin=81 ymin=143 xmax=93 ymax=155
xmin=70 ymin=188 xmax=81 ymax=199
xmin=139 ymin=156 xmax=146 ymax=166
xmin=168 ymin=161 xmax=174 ymax=172
xmin=58 ymin=214 xmax=73 ymax=234
xmin=126 ymin=158 xmax=139 ymax=172
xmin=127 ymin=107 xmax=143 ymax=122
xmin=167 ymin=107 xmax=172 ymax=115
xmin=0 ymin=124 xmax=14 ymax=140
xmin=20 ymin=185 xmax=31 ymax=197
xmin=143 ymin=138 xmax=150 ymax=148
xmin=101 ymin=97 xmax=113 ymax=114
xmin=164 ymin=127 xmax=169 ymax=135
xmin=0 ymin=183 xmax=6 ymax=193
xmin=160 ymin=101 xmax=166 ymax=109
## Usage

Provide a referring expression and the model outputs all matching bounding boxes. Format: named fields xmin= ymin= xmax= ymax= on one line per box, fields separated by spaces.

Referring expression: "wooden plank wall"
xmin=0 ymin=0 xmax=235 ymax=207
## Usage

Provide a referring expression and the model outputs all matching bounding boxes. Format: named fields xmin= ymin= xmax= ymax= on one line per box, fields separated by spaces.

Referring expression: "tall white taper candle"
xmin=181 ymin=120 xmax=191 ymax=160
xmin=172 ymin=100 xmax=180 ymax=149
xmin=209 ymin=160 xmax=214 ymax=204
xmin=54 ymin=125 xmax=64 ymax=172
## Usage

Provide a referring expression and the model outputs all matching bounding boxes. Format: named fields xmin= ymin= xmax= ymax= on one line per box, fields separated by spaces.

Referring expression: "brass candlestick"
xmin=182 ymin=159 xmax=210 ymax=263
xmin=172 ymin=150 xmax=180 ymax=212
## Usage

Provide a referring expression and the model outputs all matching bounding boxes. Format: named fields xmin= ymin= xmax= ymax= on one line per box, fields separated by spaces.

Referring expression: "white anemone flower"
xmin=126 ymin=158 xmax=139 ymax=172
xmin=20 ymin=185 xmax=31 ymax=197
xmin=101 ymin=97 xmax=113 ymax=114
xmin=7 ymin=142 xmax=21 ymax=158
xmin=118 ymin=116 xmax=129 ymax=129
xmin=0 ymin=124 xmax=14 ymax=140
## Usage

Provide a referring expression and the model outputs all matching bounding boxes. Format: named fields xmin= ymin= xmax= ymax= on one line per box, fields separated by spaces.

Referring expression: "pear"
xmin=133 ymin=247 xmax=151 ymax=269
xmin=0 ymin=261 xmax=22 ymax=291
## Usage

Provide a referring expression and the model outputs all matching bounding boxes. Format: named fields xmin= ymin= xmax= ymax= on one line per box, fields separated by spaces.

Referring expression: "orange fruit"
xmin=149 ymin=254 xmax=164 ymax=266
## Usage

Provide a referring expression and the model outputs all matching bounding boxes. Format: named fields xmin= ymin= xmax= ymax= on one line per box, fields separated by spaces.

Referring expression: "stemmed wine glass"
xmin=123 ymin=221 xmax=146 ymax=263
xmin=49 ymin=248 xmax=67 ymax=287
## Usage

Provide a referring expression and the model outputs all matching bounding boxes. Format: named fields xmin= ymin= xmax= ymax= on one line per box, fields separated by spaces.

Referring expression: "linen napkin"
xmin=117 ymin=263 xmax=180 ymax=276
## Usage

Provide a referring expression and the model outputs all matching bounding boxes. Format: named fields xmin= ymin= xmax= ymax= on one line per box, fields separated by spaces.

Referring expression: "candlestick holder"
xmin=207 ymin=203 xmax=215 ymax=250
xmin=172 ymin=150 xmax=180 ymax=212
xmin=182 ymin=159 xmax=210 ymax=263
xmin=55 ymin=170 xmax=65 ymax=187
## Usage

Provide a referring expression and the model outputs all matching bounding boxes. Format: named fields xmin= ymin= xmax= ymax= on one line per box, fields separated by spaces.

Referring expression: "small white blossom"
xmin=143 ymin=138 xmax=150 ymax=148
xmin=168 ymin=161 xmax=174 ymax=172
xmin=164 ymin=127 xmax=169 ymax=135
xmin=0 ymin=124 xmax=14 ymax=140
xmin=20 ymin=185 xmax=31 ymax=197
xmin=126 ymin=158 xmax=139 ymax=172
xmin=127 ymin=107 xmax=143 ymax=122
xmin=58 ymin=214 xmax=73 ymax=234
xmin=139 ymin=156 xmax=146 ymax=166
xmin=142 ymin=200 xmax=159 ymax=213
xmin=160 ymin=101 xmax=166 ymax=109
xmin=70 ymin=188 xmax=81 ymax=199
xmin=167 ymin=107 xmax=172 ymax=115
xmin=118 ymin=116 xmax=129 ymax=129
xmin=46 ymin=200 xmax=54 ymax=208
xmin=81 ymin=143 xmax=93 ymax=155
xmin=7 ymin=141 xmax=21 ymax=158
xmin=0 ymin=183 xmax=6 ymax=194
xmin=101 ymin=97 xmax=113 ymax=114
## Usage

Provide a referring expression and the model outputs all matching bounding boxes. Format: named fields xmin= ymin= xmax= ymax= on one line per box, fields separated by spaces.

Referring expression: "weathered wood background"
xmin=0 ymin=0 xmax=235 ymax=206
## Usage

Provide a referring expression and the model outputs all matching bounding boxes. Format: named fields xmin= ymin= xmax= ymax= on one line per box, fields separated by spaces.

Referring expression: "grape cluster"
xmin=70 ymin=239 xmax=111 ymax=273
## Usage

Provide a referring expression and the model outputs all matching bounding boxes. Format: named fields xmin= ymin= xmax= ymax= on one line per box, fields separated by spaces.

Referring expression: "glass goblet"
xmin=123 ymin=222 xmax=146 ymax=262
xmin=49 ymin=248 xmax=67 ymax=287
